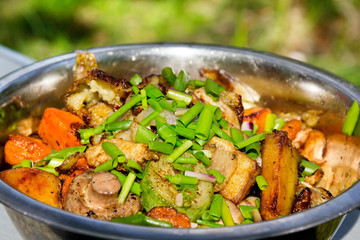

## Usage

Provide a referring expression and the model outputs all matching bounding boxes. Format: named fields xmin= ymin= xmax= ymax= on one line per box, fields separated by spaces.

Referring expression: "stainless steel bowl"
xmin=0 ymin=43 xmax=359 ymax=240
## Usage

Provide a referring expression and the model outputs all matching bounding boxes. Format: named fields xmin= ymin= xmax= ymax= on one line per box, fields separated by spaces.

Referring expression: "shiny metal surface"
xmin=0 ymin=43 xmax=359 ymax=240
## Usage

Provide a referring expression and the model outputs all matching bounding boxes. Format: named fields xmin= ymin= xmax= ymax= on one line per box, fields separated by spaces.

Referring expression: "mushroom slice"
xmin=64 ymin=170 xmax=141 ymax=220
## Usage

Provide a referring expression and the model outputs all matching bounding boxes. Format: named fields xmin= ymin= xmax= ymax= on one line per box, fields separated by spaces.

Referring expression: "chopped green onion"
xmin=118 ymin=172 xmax=136 ymax=204
xmin=140 ymin=111 xmax=159 ymax=126
xmin=155 ymin=115 xmax=167 ymax=124
xmin=166 ymin=174 xmax=198 ymax=185
xmin=132 ymin=85 xmax=139 ymax=94
xmin=300 ymin=159 xmax=320 ymax=176
xmin=208 ymin=169 xmax=226 ymax=184
xmin=143 ymin=84 xmax=165 ymax=100
xmin=174 ymin=157 xmax=198 ymax=165
xmin=230 ymin=128 xmax=244 ymax=144
xmin=193 ymin=150 xmax=212 ymax=158
xmin=175 ymin=125 xmax=196 ymax=140
xmin=135 ymin=125 xmax=157 ymax=145
xmin=173 ymin=70 xmax=190 ymax=92
xmin=195 ymin=105 xmax=214 ymax=140
xmin=205 ymin=78 xmax=220 ymax=101
xmin=140 ymin=89 xmax=148 ymax=110
xmin=106 ymin=120 xmax=133 ymax=132
xmin=212 ymin=121 xmax=233 ymax=142
xmin=206 ymin=104 xmax=222 ymax=121
xmin=147 ymin=98 xmax=163 ymax=112
xmin=166 ymin=89 xmax=192 ymax=105
xmin=189 ymin=80 xmax=205 ymax=88
xmin=172 ymin=100 xmax=187 ymax=108
xmin=274 ymin=118 xmax=286 ymax=130
xmin=101 ymin=142 xmax=124 ymax=159
xmin=162 ymin=67 xmax=176 ymax=85
xmin=191 ymin=142 xmax=203 ymax=150
xmin=112 ymin=213 xmax=173 ymax=228
xmin=244 ymin=142 xmax=261 ymax=160
xmin=241 ymin=219 xmax=254 ymax=224
xmin=239 ymin=205 xmax=257 ymax=220
xmin=159 ymin=99 xmax=175 ymax=112
xmin=166 ymin=140 xmax=193 ymax=163
xmin=129 ymin=74 xmax=143 ymax=86
xmin=235 ymin=133 xmax=266 ymax=149
xmin=94 ymin=159 xmax=118 ymax=173
xmin=172 ymin=163 xmax=194 ymax=172
xmin=187 ymin=121 xmax=197 ymax=130
xmin=105 ymin=94 xmax=144 ymax=124
xmin=125 ymin=160 xmax=143 ymax=173
xmin=255 ymin=175 xmax=268 ymax=190
xmin=156 ymin=123 xmax=177 ymax=146
xmin=148 ymin=140 xmax=174 ymax=154
xmin=222 ymin=198 xmax=235 ymax=226
xmin=196 ymin=219 xmax=223 ymax=228
xmin=219 ymin=118 xmax=229 ymax=130
xmin=111 ymin=170 xmax=141 ymax=195
xmin=12 ymin=160 xmax=32 ymax=169
xmin=177 ymin=101 xmax=204 ymax=126
xmin=342 ymin=100 xmax=360 ymax=136
xmin=34 ymin=166 xmax=59 ymax=176
xmin=36 ymin=146 xmax=87 ymax=167
xmin=47 ymin=158 xmax=65 ymax=168
xmin=194 ymin=151 xmax=211 ymax=167
xmin=206 ymin=194 xmax=223 ymax=221
xmin=264 ymin=113 xmax=277 ymax=133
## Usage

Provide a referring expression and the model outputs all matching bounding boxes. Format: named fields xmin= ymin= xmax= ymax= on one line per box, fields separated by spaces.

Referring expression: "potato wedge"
xmin=260 ymin=130 xmax=301 ymax=220
xmin=0 ymin=167 xmax=61 ymax=208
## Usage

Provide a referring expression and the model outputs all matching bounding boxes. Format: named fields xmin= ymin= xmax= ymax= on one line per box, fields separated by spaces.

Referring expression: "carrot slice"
xmin=282 ymin=119 xmax=302 ymax=140
xmin=243 ymin=107 xmax=272 ymax=133
xmin=38 ymin=108 xmax=85 ymax=151
xmin=4 ymin=134 xmax=53 ymax=165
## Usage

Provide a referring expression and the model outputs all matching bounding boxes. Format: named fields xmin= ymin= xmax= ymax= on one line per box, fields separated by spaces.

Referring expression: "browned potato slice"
xmin=260 ymin=130 xmax=301 ymax=220
xmin=0 ymin=167 xmax=61 ymax=208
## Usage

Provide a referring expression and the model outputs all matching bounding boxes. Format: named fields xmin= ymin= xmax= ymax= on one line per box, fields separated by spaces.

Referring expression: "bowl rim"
xmin=0 ymin=43 xmax=360 ymax=239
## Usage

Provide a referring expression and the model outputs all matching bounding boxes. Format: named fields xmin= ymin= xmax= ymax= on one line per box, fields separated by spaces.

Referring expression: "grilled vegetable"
xmin=260 ymin=130 xmax=301 ymax=220
xmin=243 ymin=107 xmax=271 ymax=133
xmin=0 ymin=167 xmax=61 ymax=208
xmin=141 ymin=156 xmax=213 ymax=221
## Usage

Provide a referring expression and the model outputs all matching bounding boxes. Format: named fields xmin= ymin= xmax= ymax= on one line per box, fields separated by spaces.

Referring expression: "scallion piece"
xmin=140 ymin=89 xmax=148 ymax=110
xmin=174 ymin=157 xmax=198 ymax=165
xmin=342 ymin=100 xmax=360 ymax=136
xmin=191 ymin=142 xmax=203 ymax=150
xmin=241 ymin=219 xmax=254 ymax=224
xmin=129 ymin=74 xmax=143 ymax=86
xmin=177 ymin=101 xmax=204 ymax=126
xmin=187 ymin=121 xmax=197 ymax=130
xmin=209 ymin=194 xmax=223 ymax=221
xmin=235 ymin=133 xmax=266 ymax=149
xmin=106 ymin=120 xmax=133 ymax=132
xmin=172 ymin=100 xmax=187 ymax=108
xmin=94 ymin=158 xmax=118 ymax=173
xmin=101 ymin=142 xmax=124 ymax=159
xmin=147 ymin=98 xmax=163 ymax=112
xmin=173 ymin=70 xmax=190 ymax=92
xmin=132 ymin=85 xmax=139 ymax=95
xmin=206 ymin=104 xmax=222 ymax=121
xmin=156 ymin=122 xmax=177 ymax=146
xmin=111 ymin=170 xmax=142 ymax=195
xmin=135 ymin=125 xmax=157 ymax=145
xmin=162 ymin=67 xmax=176 ymax=85
xmin=175 ymin=125 xmax=196 ymax=140
xmin=205 ymin=78 xmax=220 ymax=101
xmin=112 ymin=213 xmax=173 ymax=228
xmin=274 ymin=118 xmax=286 ymax=130
xmin=12 ymin=160 xmax=32 ymax=169
xmin=193 ymin=149 xmax=212 ymax=158
xmin=222 ymin=198 xmax=235 ymax=226
xmin=300 ymin=159 xmax=320 ymax=176
xmin=34 ymin=166 xmax=59 ymax=176
xmin=36 ymin=146 xmax=87 ymax=167
xmin=105 ymin=94 xmax=144 ymax=124
xmin=196 ymin=219 xmax=223 ymax=228
xmin=166 ymin=140 xmax=193 ymax=163
xmin=166 ymin=89 xmax=192 ymax=105
xmin=189 ymin=80 xmax=205 ymax=88
xmin=264 ymin=113 xmax=277 ymax=133
xmin=166 ymin=174 xmax=198 ymax=185
xmin=143 ymin=84 xmax=165 ymax=100
xmin=239 ymin=205 xmax=257 ymax=220
xmin=125 ymin=160 xmax=143 ymax=173
xmin=118 ymin=172 xmax=136 ymax=204
xmin=219 ymin=118 xmax=229 ymax=130
xmin=195 ymin=105 xmax=214 ymax=140
xmin=194 ymin=151 xmax=211 ymax=167
xmin=244 ymin=142 xmax=261 ymax=160
xmin=159 ymin=99 xmax=175 ymax=112
xmin=172 ymin=163 xmax=194 ymax=172
xmin=255 ymin=175 xmax=268 ymax=190
xmin=212 ymin=121 xmax=233 ymax=142
xmin=155 ymin=115 xmax=167 ymax=124
xmin=230 ymin=128 xmax=244 ymax=144
xmin=208 ymin=169 xmax=226 ymax=184
xmin=46 ymin=158 xmax=65 ymax=168
xmin=148 ymin=140 xmax=174 ymax=154
xmin=139 ymin=111 xmax=159 ymax=126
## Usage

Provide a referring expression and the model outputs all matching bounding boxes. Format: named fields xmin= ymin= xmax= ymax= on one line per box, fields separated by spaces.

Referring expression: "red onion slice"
xmin=184 ymin=171 xmax=216 ymax=182
xmin=241 ymin=121 xmax=253 ymax=132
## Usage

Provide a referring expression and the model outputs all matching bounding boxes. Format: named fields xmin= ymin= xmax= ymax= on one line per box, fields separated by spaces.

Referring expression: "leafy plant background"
xmin=1 ymin=0 xmax=359 ymax=86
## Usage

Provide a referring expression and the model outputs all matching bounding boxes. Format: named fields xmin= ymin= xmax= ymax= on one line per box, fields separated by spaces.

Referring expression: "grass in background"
xmin=0 ymin=0 xmax=359 ymax=85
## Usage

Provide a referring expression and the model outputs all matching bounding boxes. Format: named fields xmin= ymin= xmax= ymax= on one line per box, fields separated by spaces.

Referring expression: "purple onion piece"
xmin=184 ymin=171 xmax=216 ymax=182
xmin=241 ymin=121 xmax=253 ymax=131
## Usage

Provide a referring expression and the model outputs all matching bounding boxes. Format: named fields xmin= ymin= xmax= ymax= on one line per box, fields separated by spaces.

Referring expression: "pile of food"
xmin=1 ymin=52 xmax=359 ymax=228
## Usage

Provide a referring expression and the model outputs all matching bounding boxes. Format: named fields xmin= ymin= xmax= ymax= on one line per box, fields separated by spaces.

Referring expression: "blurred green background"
xmin=1 ymin=0 xmax=359 ymax=86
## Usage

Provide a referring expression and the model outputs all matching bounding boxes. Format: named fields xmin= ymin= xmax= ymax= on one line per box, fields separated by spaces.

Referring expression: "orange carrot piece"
xmin=282 ymin=119 xmax=302 ymax=140
xmin=72 ymin=157 xmax=89 ymax=171
xmin=243 ymin=107 xmax=272 ymax=133
xmin=38 ymin=108 xmax=85 ymax=151
xmin=4 ymin=134 xmax=53 ymax=165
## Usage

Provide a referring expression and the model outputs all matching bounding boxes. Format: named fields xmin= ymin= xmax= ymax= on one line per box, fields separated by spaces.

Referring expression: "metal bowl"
xmin=0 ymin=43 xmax=359 ymax=240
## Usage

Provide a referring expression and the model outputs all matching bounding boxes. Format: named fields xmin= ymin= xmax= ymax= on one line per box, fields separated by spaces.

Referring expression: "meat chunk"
xmin=293 ymin=129 xmax=326 ymax=164
xmin=204 ymin=137 xmax=260 ymax=204
xmin=64 ymin=170 xmax=141 ymax=220
xmin=193 ymin=88 xmax=243 ymax=129
xmin=85 ymin=138 xmax=159 ymax=167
